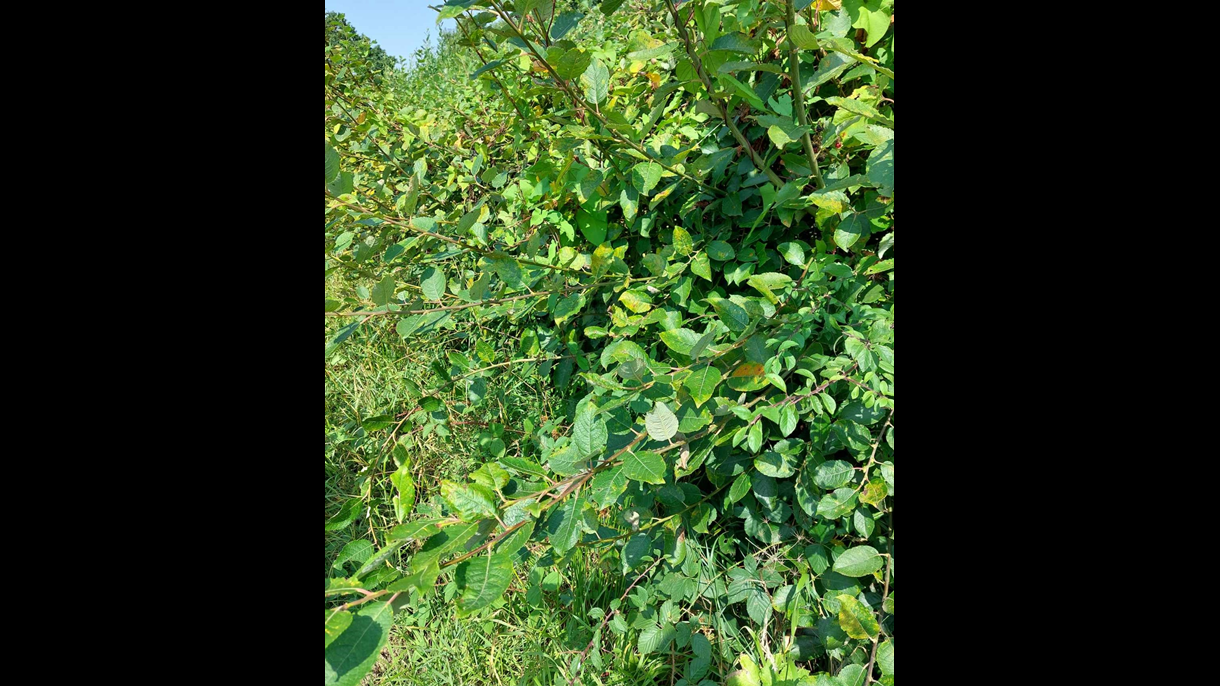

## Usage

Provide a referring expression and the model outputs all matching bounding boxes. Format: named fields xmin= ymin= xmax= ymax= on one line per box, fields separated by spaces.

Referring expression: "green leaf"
xmin=778 ymin=404 xmax=798 ymax=436
xmin=710 ymin=32 xmax=758 ymax=54
xmin=638 ymin=623 xmax=676 ymax=655
xmin=788 ymin=23 xmax=820 ymax=50
xmin=388 ymin=519 xmax=441 ymax=541
xmin=546 ymin=492 xmax=585 ymax=553
xmin=552 ymin=292 xmax=586 ymax=325
xmin=590 ymin=465 xmax=629 ymax=508
xmin=456 ymin=552 xmax=514 ymax=614
xmin=333 ymin=540 xmax=374 ymax=571
xmin=826 ymin=96 xmax=893 ymax=127
xmin=645 ymin=402 xmax=679 ymax=442
xmin=623 ymin=449 xmax=666 ymax=485
xmin=550 ymin=11 xmax=583 ymax=40
xmin=836 ymin=594 xmax=879 ymax=639
xmin=417 ymin=267 xmax=443 ymax=301
xmin=576 ymin=208 xmax=608 ymax=245
xmin=878 ymin=639 xmax=894 ymax=675
xmin=832 ymin=545 xmax=884 ymax=577
xmin=555 ymin=48 xmax=593 ymax=80
xmin=672 ymin=226 xmax=693 ymax=255
xmin=691 ymin=251 xmax=712 ymax=281
xmin=766 ymin=119 xmax=809 ymax=149
xmin=814 ymin=460 xmax=855 ymax=488
xmin=325 ymin=603 xmax=393 ymax=686
xmin=325 ymin=499 xmax=362 ymax=532
xmin=581 ymin=58 xmax=610 ymax=103
xmin=707 ymin=240 xmax=736 ymax=261
xmin=727 ymin=471 xmax=752 ymax=503
xmin=573 ymin=404 xmax=608 ymax=458
xmin=325 ymin=610 xmax=352 ymax=648
xmin=778 ymin=241 xmax=806 ymax=266
xmin=746 ymin=587 xmax=772 ymax=624
xmin=754 ymin=450 xmax=796 ymax=478
xmin=709 ymin=297 xmax=749 ymax=333
xmin=718 ymin=74 xmax=766 ymax=112
xmin=747 ymin=272 xmax=793 ymax=292
xmin=688 ymin=633 xmax=712 ymax=681
xmin=632 ymin=162 xmax=663 ymax=195
xmin=838 ymin=664 xmax=867 ymax=686
xmin=488 ymin=252 xmax=525 ymax=289
xmin=328 ymin=171 xmax=354 ymax=196
xmin=469 ymin=59 xmax=505 ymax=80
xmin=817 ymin=488 xmax=858 ymax=518
xmin=390 ymin=459 xmax=416 ymax=522
xmin=325 ymin=143 xmax=340 ymax=184
xmin=622 ymin=531 xmax=652 ymax=570
xmin=746 ymin=420 xmax=764 ymax=453
xmin=866 ymin=138 xmax=893 ymax=192
xmin=440 ymin=481 xmax=497 ymax=520
xmin=683 ymin=366 xmax=722 ymax=407
xmin=660 ymin=328 xmax=702 ymax=355
xmin=846 ymin=0 xmax=891 ymax=48
xmin=600 ymin=0 xmax=626 ymax=16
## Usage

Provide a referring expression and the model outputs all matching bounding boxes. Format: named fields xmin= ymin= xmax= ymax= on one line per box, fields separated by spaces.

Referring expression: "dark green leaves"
xmin=631 ymin=162 xmax=663 ymax=195
xmin=754 ymin=450 xmax=797 ymax=478
xmin=691 ymin=252 xmax=712 ymax=281
xmin=547 ymin=492 xmax=586 ymax=554
xmin=638 ymin=623 xmax=676 ymax=655
xmin=325 ymin=143 xmax=340 ymax=183
xmin=456 ymin=552 xmax=514 ymax=614
xmin=469 ymin=59 xmax=505 ymax=80
xmin=555 ymin=48 xmax=593 ymax=79
xmin=576 ymin=207 xmax=608 ymax=245
xmin=833 ymin=546 xmax=884 ymax=577
xmin=817 ymin=488 xmax=858 ymax=518
xmin=573 ymin=404 xmax=608 ymax=458
xmin=815 ymin=460 xmax=856 ymax=488
xmin=710 ymin=32 xmax=760 ymax=54
xmin=487 ymin=252 xmax=524 ymax=289
xmin=683 ymin=366 xmax=721 ymax=407
xmin=622 ymin=450 xmax=666 ymax=485
xmin=707 ymin=241 xmax=736 ymax=261
xmin=550 ymin=11 xmax=583 ymax=40
xmin=709 ymin=297 xmax=749 ymax=333
xmin=325 ymin=603 xmax=392 ymax=686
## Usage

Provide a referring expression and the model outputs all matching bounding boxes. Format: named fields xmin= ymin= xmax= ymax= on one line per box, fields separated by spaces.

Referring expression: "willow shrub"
xmin=326 ymin=1 xmax=894 ymax=685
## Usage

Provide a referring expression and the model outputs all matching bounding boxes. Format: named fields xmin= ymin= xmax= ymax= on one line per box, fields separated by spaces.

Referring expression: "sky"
xmin=326 ymin=1 xmax=457 ymax=66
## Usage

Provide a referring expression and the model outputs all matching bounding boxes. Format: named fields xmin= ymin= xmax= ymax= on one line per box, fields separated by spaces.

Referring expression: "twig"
xmin=864 ymin=539 xmax=893 ymax=684
xmin=783 ymin=0 xmax=824 ymax=188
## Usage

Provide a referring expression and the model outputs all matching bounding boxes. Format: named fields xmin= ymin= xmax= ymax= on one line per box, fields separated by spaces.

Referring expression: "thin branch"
xmin=864 ymin=538 xmax=893 ymax=685
xmin=486 ymin=0 xmax=719 ymax=196
xmin=665 ymin=0 xmax=785 ymax=188
xmin=783 ymin=0 xmax=824 ymax=188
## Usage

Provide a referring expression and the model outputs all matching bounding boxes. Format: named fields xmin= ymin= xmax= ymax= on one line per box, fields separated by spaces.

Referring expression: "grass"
xmin=325 ymin=283 xmax=665 ymax=685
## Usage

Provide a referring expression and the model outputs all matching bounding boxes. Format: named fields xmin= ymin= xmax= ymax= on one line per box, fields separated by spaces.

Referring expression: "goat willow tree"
xmin=326 ymin=1 xmax=893 ymax=684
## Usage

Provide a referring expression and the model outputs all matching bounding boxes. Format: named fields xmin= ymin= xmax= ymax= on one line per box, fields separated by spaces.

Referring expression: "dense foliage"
xmin=325 ymin=1 xmax=894 ymax=685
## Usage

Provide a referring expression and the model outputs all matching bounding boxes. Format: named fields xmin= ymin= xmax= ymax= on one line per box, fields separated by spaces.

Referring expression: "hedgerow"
xmin=325 ymin=2 xmax=894 ymax=685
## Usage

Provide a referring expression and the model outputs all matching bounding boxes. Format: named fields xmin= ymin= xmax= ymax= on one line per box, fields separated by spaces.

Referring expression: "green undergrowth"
xmin=326 ymin=2 xmax=895 ymax=685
